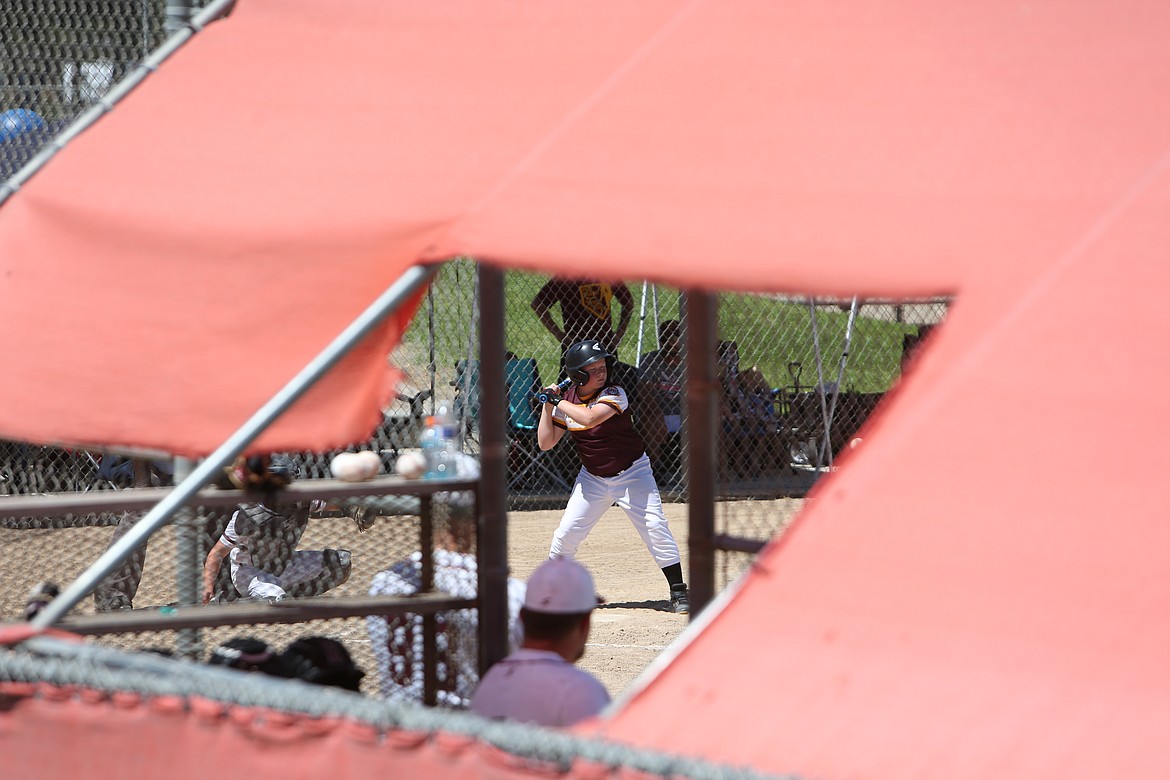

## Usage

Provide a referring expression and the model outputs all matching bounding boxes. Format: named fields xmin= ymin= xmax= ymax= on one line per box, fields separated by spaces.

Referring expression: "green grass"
xmin=718 ymin=295 xmax=917 ymax=394
xmin=397 ymin=261 xmax=923 ymax=397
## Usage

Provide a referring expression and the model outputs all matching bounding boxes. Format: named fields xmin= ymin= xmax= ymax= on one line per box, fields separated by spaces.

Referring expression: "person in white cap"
xmin=366 ymin=454 xmax=526 ymax=708
xmin=470 ymin=557 xmax=610 ymax=727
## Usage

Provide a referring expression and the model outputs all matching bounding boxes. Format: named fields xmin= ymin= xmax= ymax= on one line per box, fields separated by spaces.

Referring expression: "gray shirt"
xmin=470 ymin=648 xmax=610 ymax=727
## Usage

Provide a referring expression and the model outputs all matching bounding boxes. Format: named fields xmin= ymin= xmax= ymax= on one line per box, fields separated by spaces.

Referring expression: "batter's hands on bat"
xmin=537 ymin=385 xmax=563 ymax=405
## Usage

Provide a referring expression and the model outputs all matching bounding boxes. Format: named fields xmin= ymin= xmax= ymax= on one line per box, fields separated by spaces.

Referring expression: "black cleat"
xmin=669 ymin=583 xmax=690 ymax=614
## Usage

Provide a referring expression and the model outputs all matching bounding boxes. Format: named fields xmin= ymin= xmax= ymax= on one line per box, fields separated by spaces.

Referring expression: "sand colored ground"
xmin=520 ymin=499 xmax=802 ymax=696
xmin=507 ymin=504 xmax=695 ymax=698
xmin=1 ymin=498 xmax=802 ymax=700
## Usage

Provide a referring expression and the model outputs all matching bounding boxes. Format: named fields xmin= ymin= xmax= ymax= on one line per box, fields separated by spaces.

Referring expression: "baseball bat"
xmin=535 ymin=378 xmax=573 ymax=404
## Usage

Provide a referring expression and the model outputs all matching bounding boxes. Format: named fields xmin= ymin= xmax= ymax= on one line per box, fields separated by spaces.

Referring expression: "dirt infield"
xmin=1 ymin=499 xmax=802 ymax=700
xmin=479 ymin=499 xmax=802 ymax=697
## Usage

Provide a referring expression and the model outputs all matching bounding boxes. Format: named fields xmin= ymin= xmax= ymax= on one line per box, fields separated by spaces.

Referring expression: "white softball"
xmin=395 ymin=450 xmax=426 ymax=480
xmin=331 ymin=450 xmax=382 ymax=481
xmin=354 ymin=450 xmax=382 ymax=479
xmin=330 ymin=452 xmax=363 ymax=482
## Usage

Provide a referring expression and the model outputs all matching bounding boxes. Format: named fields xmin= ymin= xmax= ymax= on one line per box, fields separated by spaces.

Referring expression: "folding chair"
xmin=505 ymin=357 xmax=572 ymax=492
xmin=450 ymin=358 xmax=480 ymax=450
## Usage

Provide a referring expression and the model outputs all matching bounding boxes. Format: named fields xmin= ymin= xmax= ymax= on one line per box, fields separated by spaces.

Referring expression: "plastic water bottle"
xmin=422 ymin=402 xmax=456 ymax=479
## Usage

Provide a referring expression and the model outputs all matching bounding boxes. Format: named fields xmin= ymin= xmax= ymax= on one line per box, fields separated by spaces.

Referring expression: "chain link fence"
xmin=1 ymin=1 xmax=219 ymax=179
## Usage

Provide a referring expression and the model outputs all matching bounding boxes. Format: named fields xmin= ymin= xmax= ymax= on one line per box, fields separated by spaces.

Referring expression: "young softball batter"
xmin=537 ymin=340 xmax=690 ymax=614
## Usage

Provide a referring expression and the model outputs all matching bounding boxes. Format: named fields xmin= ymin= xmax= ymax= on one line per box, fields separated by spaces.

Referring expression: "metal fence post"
xmin=173 ymin=456 xmax=201 ymax=659
xmin=684 ymin=290 xmax=717 ymax=615
xmin=477 ymin=262 xmax=510 ymax=673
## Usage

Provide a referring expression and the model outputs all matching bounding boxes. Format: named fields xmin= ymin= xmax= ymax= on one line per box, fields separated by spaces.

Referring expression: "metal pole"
xmin=652 ymin=285 xmax=661 ymax=338
xmin=31 ymin=264 xmax=440 ymax=628
xmin=641 ymin=281 xmax=659 ymax=371
xmin=807 ymin=300 xmax=831 ymax=470
xmin=819 ymin=296 xmax=860 ymax=468
xmin=140 ymin=0 xmax=150 ymax=58
xmin=165 ymin=0 xmax=200 ymax=653
xmin=635 ymin=281 xmax=651 ymax=368
xmin=458 ymin=271 xmax=480 ymax=450
xmin=172 ymin=456 xmax=201 ymax=659
xmin=427 ymin=284 xmax=437 ymax=415
xmin=476 ymin=262 xmax=510 ymax=673
xmin=684 ymin=290 xmax=717 ymax=616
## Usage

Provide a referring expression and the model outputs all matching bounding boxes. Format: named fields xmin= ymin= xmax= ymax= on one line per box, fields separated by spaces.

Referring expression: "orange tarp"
xmin=3 ymin=2 xmax=1170 ymax=778
xmin=6 ymin=1 xmax=1168 ymax=455
xmin=0 ymin=682 xmax=573 ymax=780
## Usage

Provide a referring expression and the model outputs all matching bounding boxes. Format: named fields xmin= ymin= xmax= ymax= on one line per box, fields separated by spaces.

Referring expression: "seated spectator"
xmin=716 ymin=340 xmax=746 ymax=476
xmin=366 ymin=453 xmax=526 ymax=707
xmin=900 ymin=323 xmax=937 ymax=376
xmin=716 ymin=341 xmax=780 ymax=477
xmin=734 ymin=366 xmax=788 ymax=477
xmin=470 ymin=557 xmax=610 ymax=727
xmin=638 ymin=319 xmax=684 ymax=480
xmin=716 ymin=340 xmax=785 ymax=479
xmin=738 ymin=366 xmax=779 ymax=437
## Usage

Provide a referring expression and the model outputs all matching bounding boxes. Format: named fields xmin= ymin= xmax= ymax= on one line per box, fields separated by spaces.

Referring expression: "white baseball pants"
xmin=549 ymin=454 xmax=681 ymax=568
xmin=231 ymin=551 xmax=325 ymax=602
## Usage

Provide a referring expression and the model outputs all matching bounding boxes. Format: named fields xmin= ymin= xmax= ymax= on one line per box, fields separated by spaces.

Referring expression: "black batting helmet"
xmin=564 ymin=340 xmax=614 ymax=385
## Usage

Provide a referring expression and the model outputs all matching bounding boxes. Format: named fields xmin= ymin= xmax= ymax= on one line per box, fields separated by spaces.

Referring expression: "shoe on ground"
xmin=669 ymin=583 xmax=690 ymax=614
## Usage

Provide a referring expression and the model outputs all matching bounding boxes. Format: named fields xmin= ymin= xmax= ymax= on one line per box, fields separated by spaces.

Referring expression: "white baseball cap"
xmin=524 ymin=557 xmax=599 ymax=614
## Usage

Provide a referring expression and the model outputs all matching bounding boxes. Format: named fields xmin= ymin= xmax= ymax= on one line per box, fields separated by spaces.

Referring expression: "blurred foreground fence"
xmin=2 ymin=1 xmax=950 ymax=693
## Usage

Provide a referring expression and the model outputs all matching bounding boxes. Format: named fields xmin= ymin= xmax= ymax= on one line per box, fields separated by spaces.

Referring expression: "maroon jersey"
xmin=552 ymin=384 xmax=645 ymax=477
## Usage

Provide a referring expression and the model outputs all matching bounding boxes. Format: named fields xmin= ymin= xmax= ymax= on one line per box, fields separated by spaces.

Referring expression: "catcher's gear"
xmin=564 ymin=340 xmax=614 ymax=385
xmin=285 ymin=549 xmax=352 ymax=598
